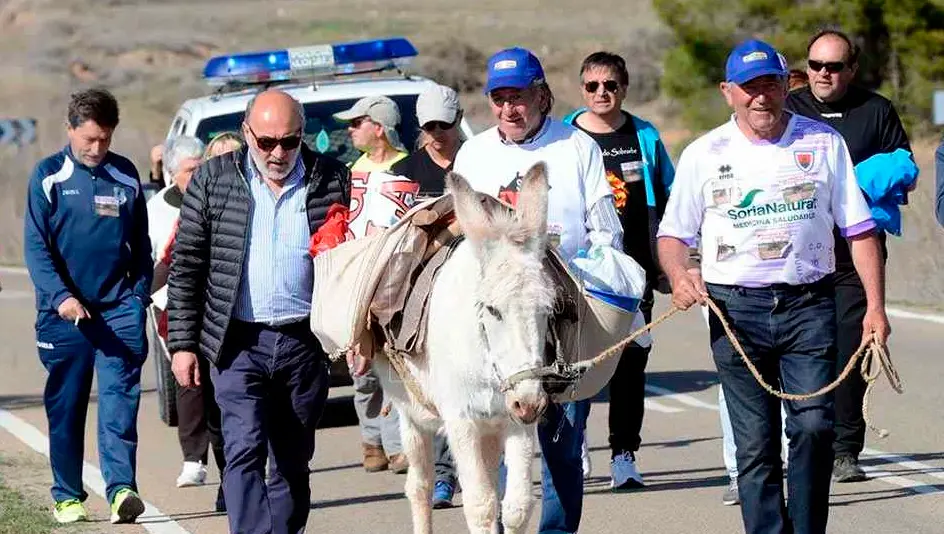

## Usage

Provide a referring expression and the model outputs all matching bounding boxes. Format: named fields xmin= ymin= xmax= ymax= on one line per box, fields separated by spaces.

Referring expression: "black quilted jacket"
xmin=166 ymin=144 xmax=350 ymax=365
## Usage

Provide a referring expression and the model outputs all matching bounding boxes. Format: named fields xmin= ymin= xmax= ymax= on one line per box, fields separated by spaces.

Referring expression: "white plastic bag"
xmin=568 ymin=244 xmax=651 ymax=348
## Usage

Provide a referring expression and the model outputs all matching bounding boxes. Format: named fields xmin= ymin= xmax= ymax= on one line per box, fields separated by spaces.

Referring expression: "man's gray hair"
xmin=162 ymin=135 xmax=205 ymax=184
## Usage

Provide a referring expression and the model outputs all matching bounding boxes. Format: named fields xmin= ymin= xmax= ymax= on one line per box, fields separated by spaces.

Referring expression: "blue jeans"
xmin=35 ymin=296 xmax=146 ymax=504
xmin=707 ymin=281 xmax=836 ymax=534
xmin=213 ymin=320 xmax=330 ymax=534
xmin=497 ymin=400 xmax=589 ymax=534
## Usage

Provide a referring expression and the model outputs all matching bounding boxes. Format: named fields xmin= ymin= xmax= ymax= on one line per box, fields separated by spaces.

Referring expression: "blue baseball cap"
xmin=725 ymin=39 xmax=788 ymax=84
xmin=484 ymin=47 xmax=546 ymax=94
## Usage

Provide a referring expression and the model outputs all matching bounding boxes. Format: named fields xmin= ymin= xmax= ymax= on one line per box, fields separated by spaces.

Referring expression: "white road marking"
xmin=862 ymin=448 xmax=944 ymax=482
xmin=0 ymin=266 xmax=28 ymax=275
xmin=645 ymin=385 xmax=719 ymax=411
xmin=644 ymin=398 xmax=684 ymax=414
xmin=0 ymin=290 xmax=32 ymax=300
xmin=0 ymin=408 xmax=193 ymax=534
xmin=858 ymin=465 xmax=944 ymax=495
xmin=886 ymin=307 xmax=944 ymax=325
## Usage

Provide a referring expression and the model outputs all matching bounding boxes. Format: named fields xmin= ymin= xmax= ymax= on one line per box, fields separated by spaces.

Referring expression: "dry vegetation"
xmin=0 ymin=0 xmax=940 ymax=307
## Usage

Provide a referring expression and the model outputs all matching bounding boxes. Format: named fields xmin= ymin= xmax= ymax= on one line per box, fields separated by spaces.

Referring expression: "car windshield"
xmin=194 ymin=94 xmax=422 ymax=165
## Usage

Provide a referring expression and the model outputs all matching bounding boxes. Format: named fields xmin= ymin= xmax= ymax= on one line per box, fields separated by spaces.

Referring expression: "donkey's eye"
xmin=485 ymin=305 xmax=503 ymax=321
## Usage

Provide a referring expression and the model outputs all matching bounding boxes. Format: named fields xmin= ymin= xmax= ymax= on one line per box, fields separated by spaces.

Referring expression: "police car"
xmin=149 ymin=37 xmax=475 ymax=426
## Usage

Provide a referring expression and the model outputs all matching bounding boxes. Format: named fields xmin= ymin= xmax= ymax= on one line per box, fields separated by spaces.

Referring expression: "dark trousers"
xmin=177 ymin=353 xmax=225 ymax=474
xmin=707 ymin=282 xmax=836 ymax=534
xmin=35 ymin=297 xmax=146 ymax=504
xmin=832 ymin=267 xmax=869 ymax=459
xmin=607 ymin=291 xmax=653 ymax=456
xmin=212 ymin=320 xmax=330 ymax=534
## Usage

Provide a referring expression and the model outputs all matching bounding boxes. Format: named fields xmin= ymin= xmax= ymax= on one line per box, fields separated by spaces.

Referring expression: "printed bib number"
xmin=93 ymin=195 xmax=120 ymax=217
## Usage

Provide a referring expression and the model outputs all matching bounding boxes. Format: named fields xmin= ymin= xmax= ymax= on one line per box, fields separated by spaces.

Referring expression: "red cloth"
xmin=157 ymin=218 xmax=180 ymax=266
xmin=309 ymin=203 xmax=351 ymax=257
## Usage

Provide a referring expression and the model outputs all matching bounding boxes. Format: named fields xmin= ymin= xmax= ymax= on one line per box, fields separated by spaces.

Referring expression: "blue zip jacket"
xmin=24 ymin=145 xmax=153 ymax=312
xmin=853 ymin=148 xmax=919 ymax=236
xmin=935 ymin=139 xmax=944 ymax=227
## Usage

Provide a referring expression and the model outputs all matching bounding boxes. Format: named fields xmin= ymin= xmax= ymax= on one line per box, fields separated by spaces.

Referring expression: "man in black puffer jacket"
xmin=166 ymin=89 xmax=349 ymax=534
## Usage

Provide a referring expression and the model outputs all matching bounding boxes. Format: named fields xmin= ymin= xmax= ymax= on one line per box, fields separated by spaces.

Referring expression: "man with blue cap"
xmin=453 ymin=47 xmax=623 ymax=534
xmin=657 ymin=39 xmax=889 ymax=534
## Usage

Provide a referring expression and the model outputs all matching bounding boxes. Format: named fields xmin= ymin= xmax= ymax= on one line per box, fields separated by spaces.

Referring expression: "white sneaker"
xmin=581 ymin=436 xmax=592 ymax=479
xmin=610 ymin=451 xmax=644 ymax=490
xmin=176 ymin=461 xmax=207 ymax=487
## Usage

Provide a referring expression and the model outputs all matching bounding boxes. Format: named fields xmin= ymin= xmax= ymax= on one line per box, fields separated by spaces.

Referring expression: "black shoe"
xmin=215 ymin=486 xmax=226 ymax=513
xmin=833 ymin=455 xmax=867 ymax=483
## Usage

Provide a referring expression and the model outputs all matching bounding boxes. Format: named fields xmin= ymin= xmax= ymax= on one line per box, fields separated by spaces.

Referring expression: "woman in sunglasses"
xmin=561 ymin=51 xmax=676 ymax=491
xmin=390 ymin=83 xmax=464 ymax=200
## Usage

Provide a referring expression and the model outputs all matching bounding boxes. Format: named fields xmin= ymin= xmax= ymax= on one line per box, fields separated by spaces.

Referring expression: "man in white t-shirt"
xmin=453 ymin=46 xmax=623 ymax=534
xmin=657 ymin=40 xmax=889 ymax=534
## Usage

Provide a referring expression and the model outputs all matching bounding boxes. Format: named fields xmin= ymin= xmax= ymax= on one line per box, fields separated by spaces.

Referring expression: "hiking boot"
xmin=110 ymin=488 xmax=145 ymax=524
xmin=432 ymin=480 xmax=455 ymax=509
xmin=610 ymin=451 xmax=645 ymax=490
xmin=363 ymin=443 xmax=389 ymax=472
xmin=581 ymin=437 xmax=592 ymax=479
xmin=833 ymin=455 xmax=867 ymax=483
xmin=722 ymin=479 xmax=740 ymax=506
xmin=388 ymin=453 xmax=410 ymax=474
xmin=53 ymin=499 xmax=87 ymax=524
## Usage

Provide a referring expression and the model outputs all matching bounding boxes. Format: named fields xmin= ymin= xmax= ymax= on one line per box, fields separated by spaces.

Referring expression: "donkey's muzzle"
xmin=508 ymin=394 xmax=548 ymax=425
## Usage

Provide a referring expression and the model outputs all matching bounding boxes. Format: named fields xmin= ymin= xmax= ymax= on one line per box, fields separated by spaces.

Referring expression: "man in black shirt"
xmin=391 ymin=83 xmax=464 ymax=199
xmin=563 ymin=51 xmax=675 ymax=490
xmin=786 ymin=29 xmax=912 ymax=483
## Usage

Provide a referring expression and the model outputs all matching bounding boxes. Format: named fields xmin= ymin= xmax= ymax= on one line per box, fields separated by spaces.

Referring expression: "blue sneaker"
xmin=432 ymin=480 xmax=455 ymax=509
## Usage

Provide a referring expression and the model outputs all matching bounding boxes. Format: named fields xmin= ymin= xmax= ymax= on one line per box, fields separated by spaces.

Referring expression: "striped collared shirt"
xmin=232 ymin=153 xmax=312 ymax=326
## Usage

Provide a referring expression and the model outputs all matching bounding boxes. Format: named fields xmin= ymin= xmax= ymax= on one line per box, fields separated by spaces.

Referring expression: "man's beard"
xmin=249 ymin=148 xmax=299 ymax=182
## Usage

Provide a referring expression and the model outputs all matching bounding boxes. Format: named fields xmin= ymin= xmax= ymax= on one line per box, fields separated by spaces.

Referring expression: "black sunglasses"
xmin=245 ymin=123 xmax=302 ymax=152
xmin=420 ymin=119 xmax=457 ymax=132
xmin=808 ymin=60 xmax=846 ymax=74
xmin=584 ymin=80 xmax=620 ymax=93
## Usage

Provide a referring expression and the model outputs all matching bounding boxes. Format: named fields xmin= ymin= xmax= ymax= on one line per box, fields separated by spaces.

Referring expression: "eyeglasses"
xmin=420 ymin=119 xmax=457 ymax=132
xmin=808 ymin=60 xmax=846 ymax=74
xmin=349 ymin=116 xmax=374 ymax=129
xmin=245 ymin=123 xmax=302 ymax=152
xmin=583 ymin=80 xmax=620 ymax=93
xmin=489 ymin=89 xmax=533 ymax=108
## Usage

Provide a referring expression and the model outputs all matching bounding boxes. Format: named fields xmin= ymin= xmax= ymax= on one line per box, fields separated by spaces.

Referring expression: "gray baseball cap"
xmin=416 ymin=84 xmax=460 ymax=127
xmin=333 ymin=95 xmax=406 ymax=151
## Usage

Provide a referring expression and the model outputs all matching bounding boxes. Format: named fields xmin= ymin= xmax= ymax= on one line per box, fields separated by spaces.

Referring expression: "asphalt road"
xmin=1 ymin=268 xmax=941 ymax=533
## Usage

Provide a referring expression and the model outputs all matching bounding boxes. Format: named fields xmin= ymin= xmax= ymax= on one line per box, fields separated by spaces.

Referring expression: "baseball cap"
xmin=416 ymin=84 xmax=460 ymax=126
xmin=484 ymin=47 xmax=546 ymax=94
xmin=725 ymin=39 xmax=788 ymax=85
xmin=333 ymin=95 xmax=406 ymax=151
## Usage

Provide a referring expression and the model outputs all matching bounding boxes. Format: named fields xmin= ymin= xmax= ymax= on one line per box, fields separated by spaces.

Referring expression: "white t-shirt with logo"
xmin=453 ymin=118 xmax=614 ymax=260
xmin=657 ymin=113 xmax=875 ymax=287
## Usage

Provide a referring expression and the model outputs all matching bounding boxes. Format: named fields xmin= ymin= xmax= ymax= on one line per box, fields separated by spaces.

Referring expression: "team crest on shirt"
xmin=794 ymin=150 xmax=814 ymax=172
xmin=498 ymin=173 xmax=522 ymax=206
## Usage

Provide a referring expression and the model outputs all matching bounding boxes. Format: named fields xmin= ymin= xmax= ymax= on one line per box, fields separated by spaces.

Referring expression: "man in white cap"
xmin=391 ymin=83 xmax=464 ymax=198
xmin=334 ymin=95 xmax=408 ymax=172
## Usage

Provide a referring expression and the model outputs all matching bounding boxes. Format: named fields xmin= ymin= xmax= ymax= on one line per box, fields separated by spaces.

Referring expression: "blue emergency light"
xmin=203 ymin=37 xmax=418 ymax=86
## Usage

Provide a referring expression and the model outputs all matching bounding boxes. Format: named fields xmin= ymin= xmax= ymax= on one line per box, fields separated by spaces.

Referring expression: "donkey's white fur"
xmin=375 ymin=163 xmax=556 ymax=534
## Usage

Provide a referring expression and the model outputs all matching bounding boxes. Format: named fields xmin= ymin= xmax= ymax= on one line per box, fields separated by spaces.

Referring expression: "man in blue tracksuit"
xmin=23 ymin=88 xmax=152 ymax=525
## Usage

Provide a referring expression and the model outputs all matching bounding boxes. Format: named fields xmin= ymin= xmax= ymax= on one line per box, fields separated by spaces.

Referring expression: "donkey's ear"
xmin=515 ymin=162 xmax=549 ymax=242
xmin=446 ymin=171 xmax=494 ymax=244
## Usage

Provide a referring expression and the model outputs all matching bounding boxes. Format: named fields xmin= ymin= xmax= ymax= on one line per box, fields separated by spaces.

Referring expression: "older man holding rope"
xmin=656 ymin=40 xmax=889 ymax=534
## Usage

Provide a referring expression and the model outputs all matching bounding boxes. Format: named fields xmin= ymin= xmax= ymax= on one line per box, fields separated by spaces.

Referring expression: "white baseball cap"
xmin=416 ymin=84 xmax=460 ymax=127
xmin=333 ymin=95 xmax=406 ymax=151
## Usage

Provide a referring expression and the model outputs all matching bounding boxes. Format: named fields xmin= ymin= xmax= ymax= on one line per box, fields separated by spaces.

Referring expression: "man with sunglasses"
xmin=562 ymin=51 xmax=675 ymax=491
xmin=335 ymin=95 xmax=408 ymax=173
xmin=786 ymin=29 xmax=914 ymax=484
xmin=454 ymin=46 xmax=623 ymax=534
xmin=167 ymin=89 xmax=350 ymax=534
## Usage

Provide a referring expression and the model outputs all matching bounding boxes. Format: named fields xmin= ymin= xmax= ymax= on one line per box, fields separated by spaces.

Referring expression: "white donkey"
xmin=374 ymin=162 xmax=556 ymax=534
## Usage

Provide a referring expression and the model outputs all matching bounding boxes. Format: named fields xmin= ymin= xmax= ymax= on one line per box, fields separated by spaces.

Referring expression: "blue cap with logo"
xmin=484 ymin=47 xmax=546 ymax=94
xmin=725 ymin=39 xmax=788 ymax=84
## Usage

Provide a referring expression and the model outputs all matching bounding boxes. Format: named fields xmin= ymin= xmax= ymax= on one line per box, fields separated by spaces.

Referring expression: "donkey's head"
xmin=446 ymin=162 xmax=555 ymax=425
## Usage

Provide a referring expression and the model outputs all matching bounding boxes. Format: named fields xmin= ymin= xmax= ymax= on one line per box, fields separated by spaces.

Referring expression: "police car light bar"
xmin=203 ymin=37 xmax=418 ymax=86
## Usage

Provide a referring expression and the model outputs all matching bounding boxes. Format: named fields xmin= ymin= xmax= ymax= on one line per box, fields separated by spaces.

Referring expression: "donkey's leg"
xmin=445 ymin=419 xmax=501 ymax=534
xmin=500 ymin=424 xmax=536 ymax=534
xmin=400 ymin=411 xmax=435 ymax=534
